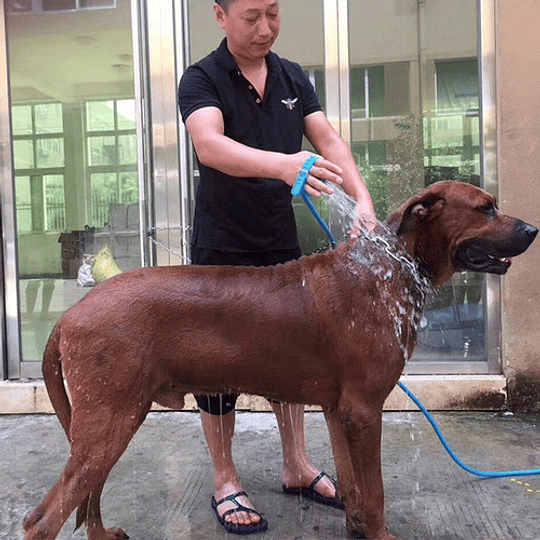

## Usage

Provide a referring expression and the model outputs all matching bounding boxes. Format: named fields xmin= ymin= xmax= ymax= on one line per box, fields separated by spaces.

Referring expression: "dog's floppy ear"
xmin=396 ymin=194 xmax=445 ymax=236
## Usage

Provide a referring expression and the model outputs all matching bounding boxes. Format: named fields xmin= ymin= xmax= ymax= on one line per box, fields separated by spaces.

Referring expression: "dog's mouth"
xmin=455 ymin=243 xmax=512 ymax=274
xmin=455 ymin=221 xmax=537 ymax=275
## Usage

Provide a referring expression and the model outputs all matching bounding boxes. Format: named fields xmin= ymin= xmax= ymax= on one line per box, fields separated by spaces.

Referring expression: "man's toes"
xmin=247 ymin=511 xmax=261 ymax=525
xmin=314 ymin=476 xmax=336 ymax=498
xmin=226 ymin=510 xmax=260 ymax=526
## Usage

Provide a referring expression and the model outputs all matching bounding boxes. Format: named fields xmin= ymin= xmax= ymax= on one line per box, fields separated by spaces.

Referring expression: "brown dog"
xmin=24 ymin=181 xmax=537 ymax=540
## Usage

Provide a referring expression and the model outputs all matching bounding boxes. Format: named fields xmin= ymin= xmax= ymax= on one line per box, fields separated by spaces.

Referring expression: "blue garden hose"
xmin=397 ymin=381 xmax=540 ymax=478
xmin=292 ymin=159 xmax=540 ymax=478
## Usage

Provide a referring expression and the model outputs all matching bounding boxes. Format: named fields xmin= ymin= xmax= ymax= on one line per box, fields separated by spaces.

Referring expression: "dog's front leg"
xmin=327 ymin=404 xmax=398 ymax=540
xmin=324 ymin=410 xmax=359 ymax=514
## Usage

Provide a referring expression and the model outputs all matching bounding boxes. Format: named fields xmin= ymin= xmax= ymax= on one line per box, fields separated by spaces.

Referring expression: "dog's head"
xmin=385 ymin=181 xmax=538 ymax=286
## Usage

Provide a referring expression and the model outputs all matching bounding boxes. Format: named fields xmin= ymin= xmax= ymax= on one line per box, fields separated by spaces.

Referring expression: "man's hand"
xmin=282 ymin=151 xmax=344 ymax=198
xmin=350 ymin=204 xmax=379 ymax=237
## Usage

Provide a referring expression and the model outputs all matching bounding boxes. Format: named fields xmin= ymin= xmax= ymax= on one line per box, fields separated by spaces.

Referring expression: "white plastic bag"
xmin=77 ymin=255 xmax=96 ymax=287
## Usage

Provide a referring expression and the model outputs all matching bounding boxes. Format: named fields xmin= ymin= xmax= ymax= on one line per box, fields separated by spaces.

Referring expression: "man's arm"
xmin=185 ymin=106 xmax=344 ymax=198
xmin=304 ymin=111 xmax=376 ymax=224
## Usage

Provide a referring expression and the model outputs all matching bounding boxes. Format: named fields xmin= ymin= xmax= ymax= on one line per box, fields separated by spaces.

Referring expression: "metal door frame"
xmin=143 ymin=0 xmax=193 ymax=269
xmin=0 ymin=2 xmax=22 ymax=379
xmin=0 ymin=0 xmax=174 ymax=379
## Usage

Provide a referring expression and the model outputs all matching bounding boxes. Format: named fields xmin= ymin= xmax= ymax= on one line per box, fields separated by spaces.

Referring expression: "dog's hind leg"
xmin=24 ymin=402 xmax=151 ymax=540
xmin=85 ymin=483 xmax=129 ymax=540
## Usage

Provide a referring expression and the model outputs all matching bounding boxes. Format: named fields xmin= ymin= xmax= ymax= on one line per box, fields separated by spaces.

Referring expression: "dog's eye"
xmin=477 ymin=204 xmax=496 ymax=217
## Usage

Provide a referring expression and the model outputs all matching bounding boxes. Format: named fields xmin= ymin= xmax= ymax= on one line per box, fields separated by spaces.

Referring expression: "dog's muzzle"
xmin=455 ymin=220 xmax=538 ymax=275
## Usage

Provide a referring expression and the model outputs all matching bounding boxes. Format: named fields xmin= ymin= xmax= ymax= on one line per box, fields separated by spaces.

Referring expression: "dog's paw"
xmin=92 ymin=528 xmax=129 ymax=540
xmin=109 ymin=528 xmax=129 ymax=540
xmin=346 ymin=520 xmax=399 ymax=540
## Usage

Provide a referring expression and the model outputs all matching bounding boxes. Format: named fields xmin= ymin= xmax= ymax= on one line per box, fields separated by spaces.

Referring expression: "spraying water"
xmin=327 ymin=186 xmax=433 ymax=363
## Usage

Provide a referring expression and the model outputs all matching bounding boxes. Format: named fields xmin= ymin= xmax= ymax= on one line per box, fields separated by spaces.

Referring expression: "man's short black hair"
xmin=214 ymin=0 xmax=234 ymax=11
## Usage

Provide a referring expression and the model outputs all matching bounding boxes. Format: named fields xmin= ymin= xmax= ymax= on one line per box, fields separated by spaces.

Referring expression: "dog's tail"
xmin=43 ymin=322 xmax=92 ymax=530
xmin=42 ymin=323 xmax=91 ymax=529
xmin=42 ymin=322 xmax=71 ymax=437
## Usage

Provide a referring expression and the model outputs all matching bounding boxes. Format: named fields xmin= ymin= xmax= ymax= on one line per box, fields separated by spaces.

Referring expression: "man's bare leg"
xmin=200 ymin=409 xmax=261 ymax=527
xmin=200 ymin=402 xmax=338 ymax=529
xmin=272 ymin=402 xmax=338 ymax=499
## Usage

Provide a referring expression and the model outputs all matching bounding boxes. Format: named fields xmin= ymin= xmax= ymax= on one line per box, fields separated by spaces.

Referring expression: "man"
xmin=178 ymin=0 xmax=376 ymax=534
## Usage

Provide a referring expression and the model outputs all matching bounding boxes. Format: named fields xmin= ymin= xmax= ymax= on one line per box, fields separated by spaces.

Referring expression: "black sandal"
xmin=282 ymin=471 xmax=345 ymax=510
xmin=211 ymin=491 xmax=269 ymax=535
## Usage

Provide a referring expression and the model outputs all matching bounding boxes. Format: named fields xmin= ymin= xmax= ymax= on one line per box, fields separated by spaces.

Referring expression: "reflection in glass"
xmin=88 ymin=136 xmax=117 ymax=166
xmin=36 ymin=138 xmax=65 ymax=168
xmin=7 ymin=0 xmax=141 ymax=366
xmin=35 ymin=103 xmax=63 ymax=134
xmin=86 ymin=101 xmax=115 ymax=132
xmin=349 ymin=0 xmax=485 ymax=367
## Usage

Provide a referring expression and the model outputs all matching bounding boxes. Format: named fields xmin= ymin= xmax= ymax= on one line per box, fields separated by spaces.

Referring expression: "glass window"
xmin=35 ymin=103 xmax=63 ymax=134
xmin=349 ymin=0 xmax=486 ymax=371
xmin=6 ymin=0 xmax=141 ymax=372
xmin=117 ymin=100 xmax=136 ymax=130
xmin=12 ymin=105 xmax=32 ymax=135
xmin=351 ymin=66 xmax=387 ymax=119
xmin=15 ymin=176 xmax=32 ymax=233
xmin=436 ymin=59 xmax=479 ymax=114
xmin=12 ymin=103 xmax=66 ymax=236
xmin=82 ymin=0 xmax=116 ymax=7
xmin=44 ymin=175 xmax=66 ymax=231
xmin=91 ymin=172 xmax=118 ymax=227
xmin=85 ymin=99 xmax=139 ymax=229
xmin=36 ymin=138 xmax=65 ymax=168
xmin=118 ymin=134 xmax=137 ymax=165
xmin=86 ymin=101 xmax=115 ymax=132
xmin=119 ymin=172 xmax=139 ymax=201
xmin=13 ymin=139 xmax=34 ymax=169
xmin=40 ymin=0 xmax=116 ymax=11
xmin=88 ymin=136 xmax=117 ymax=166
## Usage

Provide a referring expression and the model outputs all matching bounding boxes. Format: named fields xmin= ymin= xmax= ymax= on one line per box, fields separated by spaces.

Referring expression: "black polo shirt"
xmin=178 ymin=38 xmax=322 ymax=253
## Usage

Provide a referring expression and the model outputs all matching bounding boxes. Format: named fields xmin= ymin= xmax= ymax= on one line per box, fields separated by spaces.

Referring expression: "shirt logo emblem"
xmin=281 ymin=97 xmax=298 ymax=110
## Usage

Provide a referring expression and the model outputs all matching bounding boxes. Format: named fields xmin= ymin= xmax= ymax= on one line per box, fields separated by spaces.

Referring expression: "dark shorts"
xmin=191 ymin=246 xmax=302 ymax=415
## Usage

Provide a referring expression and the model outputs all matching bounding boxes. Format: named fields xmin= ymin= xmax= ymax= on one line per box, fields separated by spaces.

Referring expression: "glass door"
xmin=276 ymin=0 xmax=329 ymax=254
xmin=5 ymin=0 xmax=146 ymax=377
xmin=187 ymin=0 xmax=330 ymax=255
xmin=184 ymin=0 xmax=495 ymax=373
xmin=347 ymin=0 xmax=493 ymax=373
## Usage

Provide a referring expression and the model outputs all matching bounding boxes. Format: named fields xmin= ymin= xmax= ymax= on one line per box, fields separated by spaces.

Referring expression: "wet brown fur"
xmin=23 ymin=182 xmax=537 ymax=540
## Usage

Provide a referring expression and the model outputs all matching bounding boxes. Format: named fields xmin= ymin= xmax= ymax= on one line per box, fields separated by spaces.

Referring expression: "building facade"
xmin=1 ymin=0 xmax=539 ymax=412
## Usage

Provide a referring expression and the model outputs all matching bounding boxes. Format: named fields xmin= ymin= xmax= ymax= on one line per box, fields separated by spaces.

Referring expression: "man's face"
xmin=214 ymin=0 xmax=281 ymax=63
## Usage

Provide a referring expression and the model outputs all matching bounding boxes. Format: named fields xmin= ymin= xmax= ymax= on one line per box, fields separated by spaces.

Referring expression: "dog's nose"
xmin=516 ymin=220 xmax=538 ymax=246
xmin=522 ymin=222 xmax=538 ymax=241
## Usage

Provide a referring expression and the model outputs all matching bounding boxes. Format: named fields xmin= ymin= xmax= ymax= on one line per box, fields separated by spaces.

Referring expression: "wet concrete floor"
xmin=2 ymin=410 xmax=540 ymax=540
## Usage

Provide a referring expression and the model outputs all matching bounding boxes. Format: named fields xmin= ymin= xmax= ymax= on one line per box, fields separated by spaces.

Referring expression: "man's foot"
xmin=211 ymin=491 xmax=268 ymax=535
xmin=282 ymin=471 xmax=344 ymax=509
